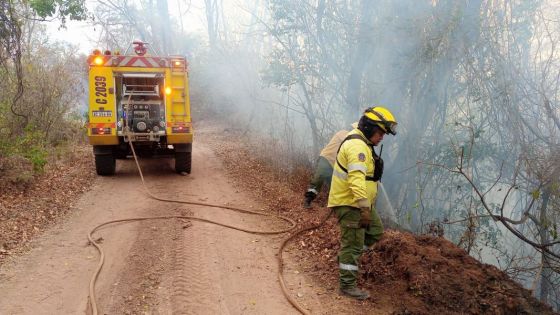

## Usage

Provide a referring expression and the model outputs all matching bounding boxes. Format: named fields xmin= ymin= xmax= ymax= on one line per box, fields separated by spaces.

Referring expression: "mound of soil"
xmin=361 ymin=231 xmax=552 ymax=314
xmin=205 ymin=122 xmax=555 ymax=315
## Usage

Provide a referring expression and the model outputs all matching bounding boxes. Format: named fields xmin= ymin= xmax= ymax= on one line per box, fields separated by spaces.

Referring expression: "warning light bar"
xmin=171 ymin=58 xmax=186 ymax=72
xmin=94 ymin=56 xmax=104 ymax=65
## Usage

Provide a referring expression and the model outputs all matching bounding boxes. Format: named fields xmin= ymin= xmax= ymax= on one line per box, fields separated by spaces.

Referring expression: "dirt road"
xmin=0 ymin=139 xmax=322 ymax=314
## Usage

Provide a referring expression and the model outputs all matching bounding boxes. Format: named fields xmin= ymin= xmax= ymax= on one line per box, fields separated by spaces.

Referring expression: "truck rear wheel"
xmin=114 ymin=150 xmax=128 ymax=159
xmin=95 ymin=154 xmax=116 ymax=176
xmin=175 ymin=151 xmax=192 ymax=174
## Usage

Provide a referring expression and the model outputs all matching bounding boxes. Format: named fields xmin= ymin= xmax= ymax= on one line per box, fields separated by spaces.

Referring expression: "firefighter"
xmin=303 ymin=123 xmax=357 ymax=209
xmin=328 ymin=106 xmax=397 ymax=300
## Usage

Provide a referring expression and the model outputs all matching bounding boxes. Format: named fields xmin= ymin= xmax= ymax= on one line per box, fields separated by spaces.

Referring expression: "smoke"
xmin=82 ymin=0 xmax=560 ymax=306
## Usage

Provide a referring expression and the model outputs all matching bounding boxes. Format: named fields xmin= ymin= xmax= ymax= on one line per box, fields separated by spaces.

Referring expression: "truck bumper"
xmin=88 ymin=135 xmax=119 ymax=145
xmin=167 ymin=133 xmax=193 ymax=144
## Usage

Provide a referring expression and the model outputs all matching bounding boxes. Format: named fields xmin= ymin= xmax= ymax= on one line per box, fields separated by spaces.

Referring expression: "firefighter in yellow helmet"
xmin=328 ymin=106 xmax=397 ymax=300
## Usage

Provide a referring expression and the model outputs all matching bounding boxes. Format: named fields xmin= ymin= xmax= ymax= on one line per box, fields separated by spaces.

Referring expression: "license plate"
xmin=93 ymin=110 xmax=112 ymax=117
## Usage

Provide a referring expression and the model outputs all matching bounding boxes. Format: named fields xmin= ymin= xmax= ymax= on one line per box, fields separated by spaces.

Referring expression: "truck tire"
xmin=95 ymin=154 xmax=116 ymax=176
xmin=114 ymin=151 xmax=128 ymax=159
xmin=175 ymin=151 xmax=192 ymax=174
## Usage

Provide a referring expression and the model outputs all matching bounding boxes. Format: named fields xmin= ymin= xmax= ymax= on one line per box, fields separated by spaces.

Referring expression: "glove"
xmin=372 ymin=156 xmax=384 ymax=181
xmin=359 ymin=207 xmax=371 ymax=229
xmin=304 ymin=190 xmax=317 ymax=199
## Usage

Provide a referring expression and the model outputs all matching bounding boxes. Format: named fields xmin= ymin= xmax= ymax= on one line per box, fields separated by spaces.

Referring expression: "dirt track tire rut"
xmin=171 ymin=226 xmax=225 ymax=314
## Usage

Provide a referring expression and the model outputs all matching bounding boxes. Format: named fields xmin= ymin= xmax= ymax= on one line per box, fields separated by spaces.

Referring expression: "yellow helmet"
xmin=363 ymin=106 xmax=398 ymax=135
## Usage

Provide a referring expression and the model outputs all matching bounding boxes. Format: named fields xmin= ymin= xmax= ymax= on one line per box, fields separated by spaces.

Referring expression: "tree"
xmin=29 ymin=0 xmax=88 ymax=23
xmin=0 ymin=0 xmax=87 ymax=134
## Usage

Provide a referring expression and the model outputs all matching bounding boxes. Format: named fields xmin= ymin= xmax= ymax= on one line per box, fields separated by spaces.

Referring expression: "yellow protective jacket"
xmin=327 ymin=128 xmax=378 ymax=209
xmin=319 ymin=130 xmax=349 ymax=166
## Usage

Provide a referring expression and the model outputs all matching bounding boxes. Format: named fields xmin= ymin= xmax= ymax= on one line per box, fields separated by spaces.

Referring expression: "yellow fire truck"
xmin=87 ymin=41 xmax=193 ymax=175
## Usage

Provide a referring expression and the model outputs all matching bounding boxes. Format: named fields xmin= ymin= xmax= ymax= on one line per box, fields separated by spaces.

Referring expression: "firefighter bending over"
xmin=303 ymin=122 xmax=357 ymax=209
xmin=328 ymin=106 xmax=397 ymax=300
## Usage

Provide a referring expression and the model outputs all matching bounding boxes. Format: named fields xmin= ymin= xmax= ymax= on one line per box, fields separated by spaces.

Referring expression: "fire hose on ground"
xmin=87 ymin=132 xmax=333 ymax=315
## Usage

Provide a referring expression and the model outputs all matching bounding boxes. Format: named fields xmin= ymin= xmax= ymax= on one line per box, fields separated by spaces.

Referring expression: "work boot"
xmin=303 ymin=197 xmax=313 ymax=209
xmin=303 ymin=191 xmax=316 ymax=209
xmin=339 ymin=287 xmax=370 ymax=300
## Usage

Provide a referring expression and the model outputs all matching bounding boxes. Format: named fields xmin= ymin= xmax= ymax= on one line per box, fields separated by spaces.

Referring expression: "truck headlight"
xmin=136 ymin=121 xmax=147 ymax=131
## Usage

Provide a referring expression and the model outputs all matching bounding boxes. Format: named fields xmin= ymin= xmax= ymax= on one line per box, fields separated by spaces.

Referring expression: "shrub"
xmin=0 ymin=154 xmax=34 ymax=189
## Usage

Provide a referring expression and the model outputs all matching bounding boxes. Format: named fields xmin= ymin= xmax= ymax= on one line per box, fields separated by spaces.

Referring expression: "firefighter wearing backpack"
xmin=328 ymin=106 xmax=397 ymax=300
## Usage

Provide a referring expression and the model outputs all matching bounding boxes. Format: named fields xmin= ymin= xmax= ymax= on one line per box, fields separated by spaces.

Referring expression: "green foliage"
xmin=24 ymin=146 xmax=48 ymax=172
xmin=406 ymin=211 xmax=412 ymax=224
xmin=16 ymin=127 xmax=47 ymax=172
xmin=29 ymin=0 xmax=87 ymax=22
xmin=473 ymin=129 xmax=484 ymax=139
xmin=261 ymin=51 xmax=297 ymax=90
xmin=551 ymin=224 xmax=558 ymax=240
xmin=0 ymin=127 xmax=47 ymax=173
xmin=481 ymin=227 xmax=502 ymax=248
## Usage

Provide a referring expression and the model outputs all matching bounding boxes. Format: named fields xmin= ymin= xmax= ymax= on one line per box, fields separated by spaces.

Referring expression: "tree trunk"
xmin=204 ymin=0 xmax=219 ymax=50
xmin=539 ymin=187 xmax=552 ymax=303
xmin=345 ymin=0 xmax=375 ymax=123
xmin=157 ymin=0 xmax=173 ymax=54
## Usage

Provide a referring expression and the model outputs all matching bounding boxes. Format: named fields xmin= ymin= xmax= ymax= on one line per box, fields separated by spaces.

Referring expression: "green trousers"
xmin=334 ymin=205 xmax=383 ymax=289
xmin=306 ymin=156 xmax=333 ymax=198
